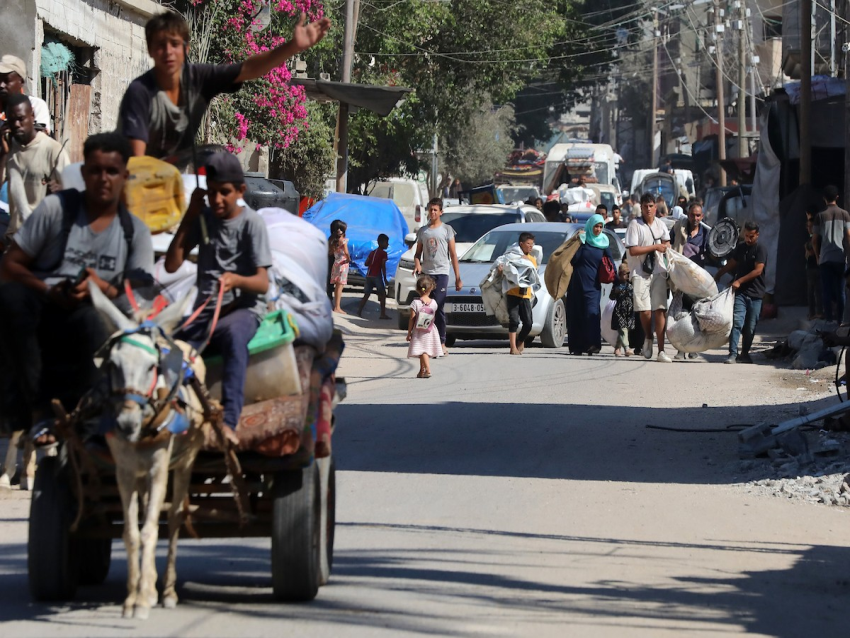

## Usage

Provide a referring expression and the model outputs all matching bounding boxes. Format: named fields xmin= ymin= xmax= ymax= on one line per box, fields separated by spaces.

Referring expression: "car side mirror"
xmin=404 ymin=232 xmax=417 ymax=248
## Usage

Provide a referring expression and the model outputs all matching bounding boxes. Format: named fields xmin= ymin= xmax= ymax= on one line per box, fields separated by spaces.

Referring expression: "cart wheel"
xmin=76 ymin=537 xmax=112 ymax=586
xmin=271 ymin=463 xmax=321 ymax=601
xmin=318 ymin=456 xmax=336 ymax=586
xmin=28 ymin=456 xmax=79 ymax=601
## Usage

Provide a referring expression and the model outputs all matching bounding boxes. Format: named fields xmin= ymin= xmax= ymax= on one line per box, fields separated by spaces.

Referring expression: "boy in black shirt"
xmin=714 ymin=221 xmax=767 ymax=364
xmin=119 ymin=11 xmax=330 ymax=160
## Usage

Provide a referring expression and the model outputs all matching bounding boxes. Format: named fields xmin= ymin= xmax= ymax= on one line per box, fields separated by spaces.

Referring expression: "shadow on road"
xmin=335 ymin=397 xmax=842 ymax=486
xmin=1 ymin=531 xmax=848 ymax=637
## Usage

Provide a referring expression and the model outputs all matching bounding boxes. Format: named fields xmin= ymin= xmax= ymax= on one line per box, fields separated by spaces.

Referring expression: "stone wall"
xmin=0 ymin=0 xmax=160 ymax=133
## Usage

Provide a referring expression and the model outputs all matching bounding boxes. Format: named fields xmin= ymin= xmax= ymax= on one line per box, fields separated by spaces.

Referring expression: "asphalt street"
xmin=1 ymin=298 xmax=849 ymax=637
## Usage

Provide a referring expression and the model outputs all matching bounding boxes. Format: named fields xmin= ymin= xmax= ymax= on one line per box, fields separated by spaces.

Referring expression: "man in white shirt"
xmin=624 ymin=193 xmax=672 ymax=362
xmin=0 ymin=55 xmax=52 ymax=134
xmin=1 ymin=94 xmax=68 ymax=240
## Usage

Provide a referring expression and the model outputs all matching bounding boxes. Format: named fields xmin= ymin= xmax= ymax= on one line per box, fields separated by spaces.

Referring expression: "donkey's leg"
xmin=113 ymin=459 xmax=141 ymax=619
xmin=163 ymin=460 xmax=192 ymax=609
xmin=135 ymin=443 xmax=172 ymax=619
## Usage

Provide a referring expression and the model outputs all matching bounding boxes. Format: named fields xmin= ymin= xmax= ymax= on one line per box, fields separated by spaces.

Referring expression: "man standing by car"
xmin=714 ymin=221 xmax=767 ymax=364
xmin=812 ymin=185 xmax=850 ymax=323
xmin=625 ymin=193 xmax=672 ymax=363
xmin=605 ymin=205 xmax=627 ymax=230
xmin=414 ymin=198 xmax=462 ymax=355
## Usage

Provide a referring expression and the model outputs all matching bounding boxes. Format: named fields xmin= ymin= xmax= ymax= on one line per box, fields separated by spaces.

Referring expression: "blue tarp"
xmin=303 ymin=193 xmax=409 ymax=280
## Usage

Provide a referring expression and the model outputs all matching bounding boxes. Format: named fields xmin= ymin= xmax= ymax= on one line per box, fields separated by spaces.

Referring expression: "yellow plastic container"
xmin=124 ymin=156 xmax=185 ymax=233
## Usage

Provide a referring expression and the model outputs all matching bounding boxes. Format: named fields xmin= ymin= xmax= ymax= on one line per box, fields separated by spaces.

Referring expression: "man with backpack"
xmin=0 ymin=132 xmax=154 ymax=439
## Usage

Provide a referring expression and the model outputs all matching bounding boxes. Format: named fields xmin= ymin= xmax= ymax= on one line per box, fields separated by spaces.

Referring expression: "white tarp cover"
xmin=749 ymin=112 xmax=781 ymax=294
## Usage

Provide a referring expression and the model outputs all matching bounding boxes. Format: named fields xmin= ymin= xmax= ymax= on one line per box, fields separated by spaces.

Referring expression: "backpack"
xmin=414 ymin=300 xmax=436 ymax=333
xmin=49 ymin=189 xmax=135 ymax=272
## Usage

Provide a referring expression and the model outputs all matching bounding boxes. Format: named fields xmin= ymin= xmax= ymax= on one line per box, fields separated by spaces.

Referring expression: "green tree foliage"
xmin=442 ymin=99 xmax=516 ymax=186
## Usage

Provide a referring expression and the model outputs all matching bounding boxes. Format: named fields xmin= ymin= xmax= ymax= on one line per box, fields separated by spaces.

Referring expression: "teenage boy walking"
xmin=120 ymin=11 xmax=330 ymax=160
xmin=714 ymin=221 xmax=767 ymax=364
xmin=413 ymin=198 xmax=463 ymax=355
xmin=812 ymin=185 xmax=850 ymax=323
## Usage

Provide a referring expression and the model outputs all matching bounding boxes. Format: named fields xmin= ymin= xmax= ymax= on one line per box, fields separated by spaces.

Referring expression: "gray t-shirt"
xmin=416 ymin=223 xmax=456 ymax=276
xmin=814 ymin=204 xmax=850 ymax=264
xmin=186 ymin=206 xmax=272 ymax=320
xmin=15 ymin=193 xmax=154 ymax=286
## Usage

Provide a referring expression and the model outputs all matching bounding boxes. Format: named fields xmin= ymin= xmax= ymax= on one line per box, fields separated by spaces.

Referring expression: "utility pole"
xmin=714 ymin=0 xmax=727 ymax=186
xmin=737 ymin=2 xmax=747 ymax=158
xmin=335 ymin=0 xmax=356 ymax=193
xmin=800 ymin=0 xmax=812 ymax=185
xmin=749 ymin=18 xmax=758 ymax=137
xmin=649 ymin=9 xmax=659 ymax=166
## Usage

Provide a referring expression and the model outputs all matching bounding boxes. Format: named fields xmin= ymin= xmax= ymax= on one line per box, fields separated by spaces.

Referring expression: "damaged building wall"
xmin=0 ymin=0 xmax=159 ymax=142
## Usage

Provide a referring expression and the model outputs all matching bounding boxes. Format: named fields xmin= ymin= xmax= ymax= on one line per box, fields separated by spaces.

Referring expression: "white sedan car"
xmin=443 ymin=222 xmax=626 ymax=347
xmin=393 ymin=204 xmax=546 ymax=329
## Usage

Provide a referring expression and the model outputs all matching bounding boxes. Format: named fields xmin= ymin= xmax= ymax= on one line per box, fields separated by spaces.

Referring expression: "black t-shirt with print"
xmin=732 ymin=241 xmax=768 ymax=299
xmin=118 ymin=63 xmax=243 ymax=160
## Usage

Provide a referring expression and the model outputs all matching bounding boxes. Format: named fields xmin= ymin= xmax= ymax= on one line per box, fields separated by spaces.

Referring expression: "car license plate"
xmin=446 ymin=303 xmax=484 ymax=313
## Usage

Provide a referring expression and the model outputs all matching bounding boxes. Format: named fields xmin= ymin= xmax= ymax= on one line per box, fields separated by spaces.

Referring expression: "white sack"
xmin=268 ymin=249 xmax=334 ymax=349
xmin=480 ymin=269 xmax=510 ymax=325
xmin=601 ymin=299 xmax=618 ymax=346
xmin=666 ymin=289 xmax=734 ymax=353
xmin=153 ymin=257 xmax=198 ymax=312
xmin=258 ymin=207 xmax=329 ymax=285
xmin=666 ymin=249 xmax=718 ymax=299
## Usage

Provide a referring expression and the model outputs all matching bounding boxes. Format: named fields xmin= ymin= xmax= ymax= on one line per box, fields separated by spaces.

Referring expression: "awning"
xmin=292 ymin=79 xmax=412 ymax=117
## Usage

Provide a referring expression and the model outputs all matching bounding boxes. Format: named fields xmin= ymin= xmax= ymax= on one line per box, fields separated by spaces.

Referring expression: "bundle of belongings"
xmin=661 ymin=247 xmax=733 ymax=353
xmin=480 ymin=244 xmax=541 ymax=324
xmin=666 ymin=287 xmax=735 ymax=353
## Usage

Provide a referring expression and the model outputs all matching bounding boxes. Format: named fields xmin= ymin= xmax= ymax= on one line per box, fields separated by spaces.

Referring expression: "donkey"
xmin=89 ymin=281 xmax=209 ymax=619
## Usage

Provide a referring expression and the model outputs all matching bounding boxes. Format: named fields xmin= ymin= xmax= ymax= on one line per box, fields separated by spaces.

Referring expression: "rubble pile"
xmin=764 ymin=319 xmax=839 ymax=370
xmin=736 ymin=430 xmax=850 ymax=507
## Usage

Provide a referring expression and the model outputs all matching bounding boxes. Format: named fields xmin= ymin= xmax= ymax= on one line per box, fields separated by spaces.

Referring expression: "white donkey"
xmin=90 ymin=281 xmax=209 ymax=619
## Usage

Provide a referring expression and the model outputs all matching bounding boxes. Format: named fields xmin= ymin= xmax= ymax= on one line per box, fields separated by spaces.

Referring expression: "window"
xmin=763 ymin=17 xmax=782 ymax=40
xmin=442 ymin=213 xmax=519 ymax=243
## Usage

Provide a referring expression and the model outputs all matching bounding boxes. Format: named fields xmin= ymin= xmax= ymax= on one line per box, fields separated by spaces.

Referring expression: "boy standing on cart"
xmin=119 ymin=11 xmax=330 ymax=160
xmin=165 ymin=153 xmax=272 ymax=446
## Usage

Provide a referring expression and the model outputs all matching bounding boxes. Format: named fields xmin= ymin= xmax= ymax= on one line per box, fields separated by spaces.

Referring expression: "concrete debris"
xmin=735 ymin=431 xmax=850 ymax=508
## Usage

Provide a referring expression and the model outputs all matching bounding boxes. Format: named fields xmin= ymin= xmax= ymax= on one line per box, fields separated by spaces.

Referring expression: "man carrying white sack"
xmin=670 ymin=201 xmax=711 ymax=360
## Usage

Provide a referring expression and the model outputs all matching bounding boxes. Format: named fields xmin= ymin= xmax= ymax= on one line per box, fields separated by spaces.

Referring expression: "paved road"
xmin=1 ymin=309 xmax=849 ymax=637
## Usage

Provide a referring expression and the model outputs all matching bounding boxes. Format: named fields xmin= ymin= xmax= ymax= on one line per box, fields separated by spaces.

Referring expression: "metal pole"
xmin=800 ymin=0 xmax=812 ymax=185
xmin=650 ymin=10 xmax=658 ymax=166
xmin=831 ymin=0 xmax=837 ymax=76
xmin=749 ymin=18 xmax=758 ymax=138
xmin=335 ymin=0 xmax=356 ymax=193
xmin=715 ymin=0 xmax=727 ymax=186
xmin=737 ymin=5 xmax=747 ymax=158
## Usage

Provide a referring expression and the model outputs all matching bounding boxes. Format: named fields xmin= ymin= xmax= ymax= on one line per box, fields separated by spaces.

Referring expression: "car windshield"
xmin=640 ymin=177 xmax=675 ymax=208
xmin=442 ymin=212 xmax=519 ymax=243
xmin=462 ymin=230 xmax=569 ymax=265
xmin=499 ymin=187 xmax=537 ymax=203
xmin=593 ymin=162 xmax=609 ymax=185
xmin=598 ymin=191 xmax=616 ymax=210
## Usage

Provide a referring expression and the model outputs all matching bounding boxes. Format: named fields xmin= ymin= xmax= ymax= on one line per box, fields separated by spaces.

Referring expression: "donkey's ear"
xmin=89 ymin=280 xmax=136 ymax=333
xmin=155 ymin=288 xmax=195 ymax=335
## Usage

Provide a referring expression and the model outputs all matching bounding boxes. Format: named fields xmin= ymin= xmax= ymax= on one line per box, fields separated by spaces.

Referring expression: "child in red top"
xmin=357 ymin=233 xmax=391 ymax=319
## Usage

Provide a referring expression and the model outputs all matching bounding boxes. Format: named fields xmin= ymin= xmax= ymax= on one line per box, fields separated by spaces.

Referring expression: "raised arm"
xmin=236 ymin=13 xmax=331 ymax=83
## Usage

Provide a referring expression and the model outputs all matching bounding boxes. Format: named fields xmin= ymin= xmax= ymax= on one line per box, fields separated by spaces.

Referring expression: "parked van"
xmin=542 ymin=143 xmax=621 ymax=196
xmin=368 ymin=178 xmax=430 ymax=231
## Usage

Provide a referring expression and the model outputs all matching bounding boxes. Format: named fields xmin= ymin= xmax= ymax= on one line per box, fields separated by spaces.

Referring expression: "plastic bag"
xmin=666 ymin=249 xmax=718 ymax=299
xmin=601 ymin=299 xmax=619 ymax=346
xmin=666 ymin=288 xmax=734 ymax=353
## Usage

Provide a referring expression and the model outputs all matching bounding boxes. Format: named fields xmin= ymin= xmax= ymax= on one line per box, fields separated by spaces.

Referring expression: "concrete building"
xmin=0 ymin=0 xmax=160 ymax=161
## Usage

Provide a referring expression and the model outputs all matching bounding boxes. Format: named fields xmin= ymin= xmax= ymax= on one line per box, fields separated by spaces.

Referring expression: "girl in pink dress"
xmin=329 ymin=221 xmax=350 ymax=314
xmin=406 ymin=275 xmax=442 ymax=378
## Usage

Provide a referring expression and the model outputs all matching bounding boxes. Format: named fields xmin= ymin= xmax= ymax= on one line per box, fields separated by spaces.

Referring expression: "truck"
xmin=542 ymin=143 xmax=621 ymax=197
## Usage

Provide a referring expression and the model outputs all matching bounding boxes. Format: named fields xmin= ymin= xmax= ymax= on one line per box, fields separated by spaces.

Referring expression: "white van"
xmin=368 ymin=178 xmax=430 ymax=232
xmin=542 ymin=143 xmax=621 ymax=196
xmin=630 ymin=168 xmax=696 ymax=200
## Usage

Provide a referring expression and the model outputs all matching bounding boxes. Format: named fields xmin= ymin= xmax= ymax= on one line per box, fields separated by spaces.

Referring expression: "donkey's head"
xmin=89 ymin=281 xmax=193 ymax=443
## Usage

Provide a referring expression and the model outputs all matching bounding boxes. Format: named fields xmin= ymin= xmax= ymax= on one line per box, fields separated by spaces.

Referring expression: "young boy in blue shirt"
xmin=165 ymin=153 xmax=272 ymax=445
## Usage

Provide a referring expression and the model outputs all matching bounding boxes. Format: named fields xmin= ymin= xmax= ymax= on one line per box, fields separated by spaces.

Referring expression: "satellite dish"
xmin=708 ymin=217 xmax=739 ymax=259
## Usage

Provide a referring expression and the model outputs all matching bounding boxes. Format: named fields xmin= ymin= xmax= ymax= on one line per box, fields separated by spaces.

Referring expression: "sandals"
xmin=416 ymin=371 xmax=431 ymax=378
